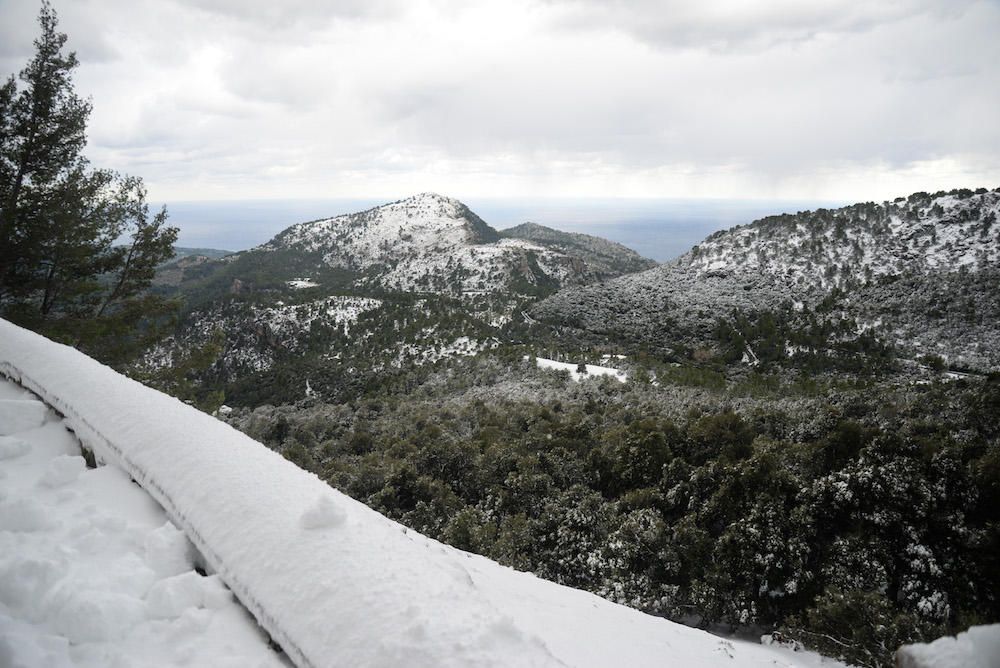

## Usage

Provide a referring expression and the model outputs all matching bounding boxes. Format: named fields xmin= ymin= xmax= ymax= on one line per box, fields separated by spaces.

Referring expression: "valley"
xmin=131 ymin=187 xmax=1000 ymax=667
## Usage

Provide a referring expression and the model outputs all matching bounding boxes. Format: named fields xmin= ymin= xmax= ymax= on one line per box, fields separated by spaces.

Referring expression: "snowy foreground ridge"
xmin=0 ymin=375 xmax=284 ymax=667
xmin=0 ymin=320 xmax=831 ymax=668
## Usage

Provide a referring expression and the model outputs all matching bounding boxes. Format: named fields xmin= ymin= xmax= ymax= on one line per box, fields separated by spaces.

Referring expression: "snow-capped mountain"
xmin=147 ymin=194 xmax=657 ymax=405
xmin=253 ymin=193 xmax=642 ymax=295
xmin=534 ymin=188 xmax=1000 ymax=371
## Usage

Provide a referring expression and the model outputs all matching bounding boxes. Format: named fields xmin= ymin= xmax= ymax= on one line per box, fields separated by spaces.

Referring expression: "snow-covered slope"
xmin=146 ymin=194 xmax=662 ymax=402
xmin=895 ymin=624 xmax=1000 ymax=668
xmin=0 ymin=378 xmax=285 ymax=668
xmin=258 ymin=193 xmax=615 ymax=294
xmin=534 ymin=188 xmax=1000 ymax=369
xmin=683 ymin=188 xmax=1000 ymax=291
xmin=500 ymin=221 xmax=658 ymax=279
xmin=0 ymin=319 xmax=836 ymax=668
xmin=145 ymin=296 xmax=385 ymax=374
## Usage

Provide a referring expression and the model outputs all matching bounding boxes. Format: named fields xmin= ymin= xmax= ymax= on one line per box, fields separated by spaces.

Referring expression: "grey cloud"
xmin=174 ymin=0 xmax=404 ymax=30
xmin=2 ymin=0 xmax=997 ymax=201
xmin=363 ymin=0 xmax=1000 ymax=181
xmin=0 ymin=0 xmax=120 ymax=62
xmin=545 ymin=0 xmax=980 ymax=52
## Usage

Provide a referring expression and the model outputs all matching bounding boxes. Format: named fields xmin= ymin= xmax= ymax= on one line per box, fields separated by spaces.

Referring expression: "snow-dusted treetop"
xmin=533 ymin=187 xmax=1000 ymax=370
xmin=683 ymin=188 xmax=1000 ymax=291
xmin=0 ymin=319 xmax=829 ymax=668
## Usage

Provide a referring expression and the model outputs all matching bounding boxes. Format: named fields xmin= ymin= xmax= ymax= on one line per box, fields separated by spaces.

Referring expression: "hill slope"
xmin=0 ymin=319 xmax=836 ymax=668
xmin=144 ymin=194 xmax=657 ymax=405
xmin=256 ymin=193 xmax=623 ymax=295
xmin=500 ymin=221 xmax=657 ymax=280
xmin=534 ymin=187 xmax=1000 ymax=371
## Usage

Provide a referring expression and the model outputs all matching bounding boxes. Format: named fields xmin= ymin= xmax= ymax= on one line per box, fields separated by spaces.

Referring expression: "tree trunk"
xmin=40 ymin=261 xmax=58 ymax=315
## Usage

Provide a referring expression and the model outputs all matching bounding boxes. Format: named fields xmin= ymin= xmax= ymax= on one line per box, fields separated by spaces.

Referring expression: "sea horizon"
xmin=165 ymin=196 xmax=848 ymax=262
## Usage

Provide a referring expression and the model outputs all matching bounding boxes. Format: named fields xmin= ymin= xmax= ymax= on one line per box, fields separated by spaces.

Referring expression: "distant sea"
xmin=164 ymin=197 xmax=846 ymax=263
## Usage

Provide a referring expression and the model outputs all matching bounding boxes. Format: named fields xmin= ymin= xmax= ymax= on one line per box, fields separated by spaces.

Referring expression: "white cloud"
xmin=0 ymin=0 xmax=997 ymax=203
xmin=546 ymin=0 xmax=977 ymax=51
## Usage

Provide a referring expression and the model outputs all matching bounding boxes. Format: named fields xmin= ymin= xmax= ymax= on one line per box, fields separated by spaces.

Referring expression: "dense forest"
xmin=223 ymin=350 xmax=1000 ymax=667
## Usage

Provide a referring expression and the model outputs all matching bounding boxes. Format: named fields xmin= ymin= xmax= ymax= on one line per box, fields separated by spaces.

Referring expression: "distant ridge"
xmin=147 ymin=194 xmax=660 ymax=404
xmin=534 ymin=187 xmax=1000 ymax=371
xmin=171 ymin=247 xmax=233 ymax=260
xmin=500 ymin=222 xmax=657 ymax=278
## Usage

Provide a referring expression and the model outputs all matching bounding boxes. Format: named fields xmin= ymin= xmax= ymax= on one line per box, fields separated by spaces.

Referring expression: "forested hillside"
xmin=221 ymin=350 xmax=1000 ymax=668
xmin=499 ymin=222 xmax=657 ymax=279
xmin=534 ymin=188 xmax=1000 ymax=373
xmin=131 ymin=186 xmax=1000 ymax=667
xmin=139 ymin=194 xmax=656 ymax=408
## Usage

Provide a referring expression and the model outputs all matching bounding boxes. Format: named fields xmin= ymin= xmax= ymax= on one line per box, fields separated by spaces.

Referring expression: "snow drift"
xmin=0 ymin=376 xmax=284 ymax=667
xmin=896 ymin=624 xmax=1000 ymax=668
xmin=0 ymin=319 xmax=826 ymax=668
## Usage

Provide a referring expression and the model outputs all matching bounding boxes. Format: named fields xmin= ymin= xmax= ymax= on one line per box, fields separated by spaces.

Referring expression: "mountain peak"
xmin=246 ymin=195 xmax=656 ymax=297
xmin=406 ymin=191 xmax=454 ymax=204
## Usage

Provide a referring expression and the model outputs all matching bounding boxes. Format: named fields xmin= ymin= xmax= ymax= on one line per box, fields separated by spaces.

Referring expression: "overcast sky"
xmin=1 ymin=0 xmax=998 ymax=204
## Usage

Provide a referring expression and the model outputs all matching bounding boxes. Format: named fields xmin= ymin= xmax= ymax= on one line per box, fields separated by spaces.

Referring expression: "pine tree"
xmin=0 ymin=2 xmax=178 ymax=365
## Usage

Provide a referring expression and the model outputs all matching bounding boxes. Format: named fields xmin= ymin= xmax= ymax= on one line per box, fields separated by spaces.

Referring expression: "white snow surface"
xmin=0 ymin=376 xmax=285 ymax=668
xmin=532 ymin=356 xmax=628 ymax=383
xmin=286 ymin=279 xmax=319 ymax=289
xmin=0 ymin=398 xmax=47 ymax=435
xmin=895 ymin=624 xmax=1000 ymax=668
xmin=0 ymin=319 xmax=840 ymax=668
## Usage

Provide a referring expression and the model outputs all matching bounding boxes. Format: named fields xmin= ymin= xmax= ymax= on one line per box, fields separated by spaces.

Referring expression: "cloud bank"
xmin=0 ymin=0 xmax=997 ymax=202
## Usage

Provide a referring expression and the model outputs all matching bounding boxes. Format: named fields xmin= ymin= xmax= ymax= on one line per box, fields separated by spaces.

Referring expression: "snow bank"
xmin=0 ymin=398 xmax=47 ymax=435
xmin=0 ymin=319 xmax=829 ymax=668
xmin=895 ymin=624 xmax=1000 ymax=668
xmin=0 ymin=377 xmax=283 ymax=668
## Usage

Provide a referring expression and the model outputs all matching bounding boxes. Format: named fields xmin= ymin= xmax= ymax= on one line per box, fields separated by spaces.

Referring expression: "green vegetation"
xmin=0 ymin=3 xmax=177 ymax=366
xmin=227 ymin=353 xmax=1000 ymax=667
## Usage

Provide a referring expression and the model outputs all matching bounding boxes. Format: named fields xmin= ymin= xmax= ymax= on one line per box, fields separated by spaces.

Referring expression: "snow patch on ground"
xmin=300 ymin=495 xmax=348 ymax=530
xmin=531 ymin=356 xmax=628 ymax=383
xmin=896 ymin=624 xmax=1000 ymax=668
xmin=0 ymin=436 xmax=31 ymax=460
xmin=0 ymin=375 xmax=286 ymax=668
xmin=0 ymin=398 xmax=47 ymax=435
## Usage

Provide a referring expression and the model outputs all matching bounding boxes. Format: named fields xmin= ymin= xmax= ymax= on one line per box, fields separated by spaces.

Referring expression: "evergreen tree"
xmin=0 ymin=2 xmax=177 ymax=365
